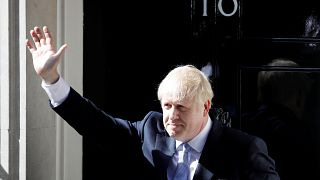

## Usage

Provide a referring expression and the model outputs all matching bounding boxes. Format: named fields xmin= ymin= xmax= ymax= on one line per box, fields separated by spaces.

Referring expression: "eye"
xmin=162 ymin=103 xmax=172 ymax=110
xmin=176 ymin=104 xmax=188 ymax=112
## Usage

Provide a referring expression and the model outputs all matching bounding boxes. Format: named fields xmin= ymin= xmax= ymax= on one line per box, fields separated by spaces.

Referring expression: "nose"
xmin=169 ymin=107 xmax=179 ymax=120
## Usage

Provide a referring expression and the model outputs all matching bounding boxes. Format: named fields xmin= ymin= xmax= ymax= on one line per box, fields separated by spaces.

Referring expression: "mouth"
xmin=168 ymin=123 xmax=183 ymax=129
xmin=168 ymin=122 xmax=180 ymax=126
xmin=169 ymin=124 xmax=178 ymax=128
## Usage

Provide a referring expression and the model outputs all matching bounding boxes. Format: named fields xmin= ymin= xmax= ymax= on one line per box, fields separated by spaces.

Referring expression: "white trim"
xmin=57 ymin=0 xmax=83 ymax=179
xmin=0 ymin=0 xmax=10 ymax=175
xmin=0 ymin=0 xmax=27 ymax=179
xmin=56 ymin=0 xmax=65 ymax=179
xmin=19 ymin=0 xmax=27 ymax=179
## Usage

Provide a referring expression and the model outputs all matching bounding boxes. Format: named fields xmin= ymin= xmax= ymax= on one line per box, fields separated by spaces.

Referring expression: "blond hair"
xmin=157 ymin=65 xmax=214 ymax=105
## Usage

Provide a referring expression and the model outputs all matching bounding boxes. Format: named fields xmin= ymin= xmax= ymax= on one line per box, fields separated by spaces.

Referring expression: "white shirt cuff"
xmin=41 ymin=77 xmax=70 ymax=107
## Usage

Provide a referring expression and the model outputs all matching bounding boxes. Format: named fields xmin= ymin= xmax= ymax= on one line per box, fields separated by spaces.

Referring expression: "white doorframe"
xmin=56 ymin=0 xmax=83 ymax=179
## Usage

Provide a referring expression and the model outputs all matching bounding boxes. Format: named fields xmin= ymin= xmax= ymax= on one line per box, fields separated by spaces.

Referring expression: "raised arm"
xmin=26 ymin=26 xmax=67 ymax=84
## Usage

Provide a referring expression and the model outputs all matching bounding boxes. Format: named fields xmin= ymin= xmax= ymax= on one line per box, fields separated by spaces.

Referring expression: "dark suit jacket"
xmin=52 ymin=88 xmax=279 ymax=180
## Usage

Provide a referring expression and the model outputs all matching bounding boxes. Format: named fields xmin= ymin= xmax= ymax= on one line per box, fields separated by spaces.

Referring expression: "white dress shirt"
xmin=41 ymin=76 xmax=70 ymax=107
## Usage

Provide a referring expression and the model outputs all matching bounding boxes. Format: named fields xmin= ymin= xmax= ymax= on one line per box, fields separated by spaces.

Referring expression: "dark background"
xmin=83 ymin=0 xmax=320 ymax=179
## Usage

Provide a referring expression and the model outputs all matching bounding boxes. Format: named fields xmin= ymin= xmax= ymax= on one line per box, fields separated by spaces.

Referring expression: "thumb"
xmin=55 ymin=44 xmax=68 ymax=58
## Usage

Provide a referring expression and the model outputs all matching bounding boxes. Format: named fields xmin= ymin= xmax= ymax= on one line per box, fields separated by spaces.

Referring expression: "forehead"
xmin=161 ymin=95 xmax=194 ymax=106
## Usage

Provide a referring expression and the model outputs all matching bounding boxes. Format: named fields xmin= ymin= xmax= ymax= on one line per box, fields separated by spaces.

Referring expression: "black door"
xmin=83 ymin=0 xmax=320 ymax=179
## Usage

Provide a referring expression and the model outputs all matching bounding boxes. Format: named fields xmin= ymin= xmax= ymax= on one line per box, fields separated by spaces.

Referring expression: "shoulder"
xmin=138 ymin=111 xmax=164 ymax=133
xmin=223 ymin=126 xmax=254 ymax=141
xmin=224 ymin=126 xmax=266 ymax=147
xmin=211 ymin=119 xmax=267 ymax=153
xmin=143 ymin=111 xmax=163 ymax=119
xmin=210 ymin=108 xmax=265 ymax=148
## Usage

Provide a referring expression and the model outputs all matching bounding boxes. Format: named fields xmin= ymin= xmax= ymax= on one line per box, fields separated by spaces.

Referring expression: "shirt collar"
xmin=175 ymin=116 xmax=213 ymax=153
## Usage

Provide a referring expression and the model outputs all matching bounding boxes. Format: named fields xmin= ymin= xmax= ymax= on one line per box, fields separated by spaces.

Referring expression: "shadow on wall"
xmin=0 ymin=165 xmax=9 ymax=180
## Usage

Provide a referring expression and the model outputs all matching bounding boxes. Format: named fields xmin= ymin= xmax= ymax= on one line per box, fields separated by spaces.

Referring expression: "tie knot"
xmin=177 ymin=143 xmax=191 ymax=155
xmin=183 ymin=143 xmax=192 ymax=153
xmin=178 ymin=143 xmax=192 ymax=163
xmin=177 ymin=143 xmax=191 ymax=151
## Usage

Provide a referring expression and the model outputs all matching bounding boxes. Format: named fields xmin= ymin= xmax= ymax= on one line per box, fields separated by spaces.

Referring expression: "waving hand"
xmin=26 ymin=26 xmax=67 ymax=84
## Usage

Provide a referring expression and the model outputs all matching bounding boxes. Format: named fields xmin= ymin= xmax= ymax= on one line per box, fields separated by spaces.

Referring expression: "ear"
xmin=203 ymin=100 xmax=211 ymax=116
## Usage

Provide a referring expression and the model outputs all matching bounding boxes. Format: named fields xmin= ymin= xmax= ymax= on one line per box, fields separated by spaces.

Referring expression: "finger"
xmin=34 ymin=26 xmax=46 ymax=46
xmin=43 ymin=26 xmax=53 ymax=45
xmin=30 ymin=29 xmax=41 ymax=48
xmin=25 ymin=39 xmax=36 ymax=53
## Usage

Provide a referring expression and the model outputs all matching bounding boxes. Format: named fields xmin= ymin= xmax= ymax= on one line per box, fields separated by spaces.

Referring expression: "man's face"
xmin=161 ymin=96 xmax=209 ymax=142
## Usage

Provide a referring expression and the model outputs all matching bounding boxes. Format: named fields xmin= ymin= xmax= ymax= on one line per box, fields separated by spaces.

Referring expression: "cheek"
xmin=187 ymin=112 xmax=201 ymax=126
xmin=162 ymin=113 xmax=169 ymax=124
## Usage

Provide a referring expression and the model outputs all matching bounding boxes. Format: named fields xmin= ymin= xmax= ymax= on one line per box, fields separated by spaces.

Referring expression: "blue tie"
xmin=173 ymin=143 xmax=191 ymax=180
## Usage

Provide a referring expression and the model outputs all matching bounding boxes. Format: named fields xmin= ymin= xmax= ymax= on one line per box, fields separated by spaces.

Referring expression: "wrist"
xmin=42 ymin=73 xmax=60 ymax=85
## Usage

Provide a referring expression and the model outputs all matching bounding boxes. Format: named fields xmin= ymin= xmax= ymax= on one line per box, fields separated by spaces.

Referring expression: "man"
xmin=26 ymin=26 xmax=279 ymax=180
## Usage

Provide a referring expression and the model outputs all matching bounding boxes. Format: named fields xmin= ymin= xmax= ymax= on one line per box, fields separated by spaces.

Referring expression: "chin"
xmin=169 ymin=131 xmax=185 ymax=141
xmin=166 ymin=125 xmax=184 ymax=138
xmin=167 ymin=130 xmax=176 ymax=137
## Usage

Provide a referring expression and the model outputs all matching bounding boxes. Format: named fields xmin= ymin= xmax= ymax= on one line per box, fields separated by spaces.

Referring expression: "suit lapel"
xmin=152 ymin=134 xmax=176 ymax=178
xmin=155 ymin=134 xmax=176 ymax=155
xmin=194 ymin=118 xmax=224 ymax=180
xmin=193 ymin=163 xmax=215 ymax=180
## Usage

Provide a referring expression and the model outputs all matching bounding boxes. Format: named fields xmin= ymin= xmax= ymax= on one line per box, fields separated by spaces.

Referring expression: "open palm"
xmin=26 ymin=26 xmax=67 ymax=84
